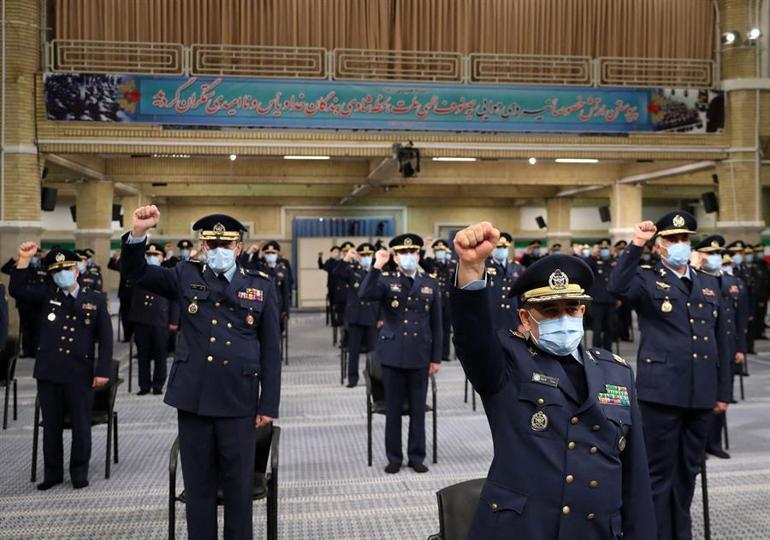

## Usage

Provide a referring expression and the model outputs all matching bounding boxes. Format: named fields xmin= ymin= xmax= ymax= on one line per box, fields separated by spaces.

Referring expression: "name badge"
xmin=531 ymin=373 xmax=559 ymax=388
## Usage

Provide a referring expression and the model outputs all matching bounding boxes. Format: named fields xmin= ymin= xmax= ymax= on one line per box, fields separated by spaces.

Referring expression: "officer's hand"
xmin=169 ymin=324 xmax=178 ymax=332
xmin=373 ymin=249 xmax=390 ymax=270
xmin=713 ymin=401 xmax=729 ymax=414
xmin=255 ymin=415 xmax=274 ymax=428
xmin=18 ymin=241 xmax=38 ymax=261
xmin=429 ymin=362 xmax=441 ymax=375
xmin=318 ymin=251 xmax=324 ymax=258
xmin=92 ymin=377 xmax=109 ymax=388
xmin=454 ymin=222 xmax=499 ymax=264
xmin=344 ymin=249 xmax=358 ymax=263
xmin=248 ymin=244 xmax=260 ymax=255
xmin=132 ymin=205 xmax=160 ymax=237
xmin=735 ymin=352 xmax=746 ymax=364
xmin=633 ymin=221 xmax=657 ymax=247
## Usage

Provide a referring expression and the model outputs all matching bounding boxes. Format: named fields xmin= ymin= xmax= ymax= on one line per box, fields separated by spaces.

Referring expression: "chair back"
xmin=365 ymin=358 xmax=386 ymax=403
xmin=254 ymin=423 xmax=278 ymax=475
xmin=435 ymin=478 xmax=485 ymax=540
xmin=93 ymin=360 xmax=121 ymax=419
xmin=0 ymin=336 xmax=19 ymax=383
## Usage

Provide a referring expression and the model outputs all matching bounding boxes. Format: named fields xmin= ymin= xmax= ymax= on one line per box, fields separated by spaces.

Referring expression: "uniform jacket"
xmin=333 ymin=261 xmax=378 ymax=327
xmin=607 ymin=244 xmax=732 ymax=407
xmin=2 ymin=260 xmax=48 ymax=310
xmin=78 ymin=267 xmax=103 ymax=292
xmin=485 ymin=258 xmax=524 ymax=331
xmin=586 ymin=257 xmax=618 ymax=304
xmin=0 ymin=284 xmax=8 ymax=349
xmin=128 ymin=284 xmax=180 ymax=328
xmin=121 ymin=234 xmax=282 ymax=418
xmin=450 ymin=285 xmax=655 ymax=540
xmin=700 ymin=270 xmax=749 ymax=355
xmin=9 ymin=269 xmax=112 ymax=385
xmin=358 ymin=267 xmax=442 ymax=369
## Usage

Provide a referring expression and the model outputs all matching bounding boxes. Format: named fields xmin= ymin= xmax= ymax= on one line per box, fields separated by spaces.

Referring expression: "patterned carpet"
xmin=1 ymin=311 xmax=769 ymax=539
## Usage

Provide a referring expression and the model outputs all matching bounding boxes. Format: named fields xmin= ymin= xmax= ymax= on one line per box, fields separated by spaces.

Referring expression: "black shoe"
xmin=72 ymin=479 xmax=89 ymax=489
xmin=36 ymin=479 xmax=62 ymax=491
xmin=409 ymin=462 xmax=429 ymax=473
xmin=152 ymin=388 xmax=163 ymax=395
xmin=384 ymin=463 xmax=401 ymax=474
xmin=706 ymin=448 xmax=731 ymax=459
xmin=346 ymin=382 xmax=358 ymax=388
xmin=137 ymin=389 xmax=150 ymax=396
xmin=730 ymin=399 xmax=739 ymax=404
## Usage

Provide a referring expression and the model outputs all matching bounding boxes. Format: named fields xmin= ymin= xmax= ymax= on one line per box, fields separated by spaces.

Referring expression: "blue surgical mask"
xmin=398 ymin=253 xmax=418 ymax=273
xmin=532 ymin=248 xmax=541 ymax=257
xmin=493 ymin=247 xmax=509 ymax=263
xmin=530 ymin=313 xmax=584 ymax=357
xmin=746 ymin=254 xmax=755 ymax=263
xmin=599 ymin=248 xmax=610 ymax=259
xmin=732 ymin=254 xmax=743 ymax=265
xmin=704 ymin=254 xmax=723 ymax=272
xmin=77 ymin=261 xmax=86 ymax=273
xmin=53 ymin=269 xmax=77 ymax=290
xmin=265 ymin=253 xmax=278 ymax=265
xmin=723 ymin=264 xmax=733 ymax=274
xmin=180 ymin=249 xmax=191 ymax=260
xmin=87 ymin=258 xmax=95 ymax=267
xmin=207 ymin=247 xmax=236 ymax=274
xmin=665 ymin=242 xmax=691 ymax=268
xmin=435 ymin=251 xmax=447 ymax=263
xmin=146 ymin=255 xmax=161 ymax=266
xmin=581 ymin=249 xmax=590 ymax=258
xmin=360 ymin=255 xmax=372 ymax=269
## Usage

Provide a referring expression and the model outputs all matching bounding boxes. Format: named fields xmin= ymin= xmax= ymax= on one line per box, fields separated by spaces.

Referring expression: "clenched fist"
xmin=454 ymin=222 xmax=500 ymax=287
xmin=632 ymin=221 xmax=657 ymax=247
xmin=373 ymin=249 xmax=391 ymax=270
xmin=132 ymin=205 xmax=160 ymax=238
xmin=16 ymin=241 xmax=39 ymax=270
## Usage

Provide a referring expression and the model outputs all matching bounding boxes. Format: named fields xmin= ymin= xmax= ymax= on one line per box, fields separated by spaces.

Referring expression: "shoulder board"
xmin=429 ymin=273 xmax=437 ymax=279
xmin=382 ymin=272 xmax=390 ymax=277
xmin=185 ymin=258 xmax=203 ymax=265
xmin=245 ymin=269 xmax=270 ymax=279
xmin=590 ymin=347 xmax=630 ymax=368
xmin=640 ymin=264 xmax=653 ymax=270
xmin=508 ymin=329 xmax=527 ymax=341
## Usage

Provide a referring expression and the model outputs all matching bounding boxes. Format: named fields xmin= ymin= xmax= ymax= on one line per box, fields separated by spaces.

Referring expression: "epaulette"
xmin=185 ymin=258 xmax=203 ymax=265
xmin=640 ymin=264 xmax=653 ymax=270
xmin=508 ymin=329 xmax=527 ymax=341
xmin=590 ymin=347 xmax=631 ymax=368
xmin=245 ymin=268 xmax=270 ymax=279
xmin=382 ymin=272 xmax=390 ymax=277
xmin=429 ymin=273 xmax=438 ymax=279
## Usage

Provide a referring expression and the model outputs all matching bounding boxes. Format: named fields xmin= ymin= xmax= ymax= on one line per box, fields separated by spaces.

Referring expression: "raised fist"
xmin=248 ymin=244 xmax=260 ymax=255
xmin=132 ymin=205 xmax=160 ymax=237
xmin=633 ymin=221 xmax=657 ymax=247
xmin=454 ymin=222 xmax=499 ymax=265
xmin=18 ymin=241 xmax=38 ymax=260
xmin=373 ymin=249 xmax=391 ymax=270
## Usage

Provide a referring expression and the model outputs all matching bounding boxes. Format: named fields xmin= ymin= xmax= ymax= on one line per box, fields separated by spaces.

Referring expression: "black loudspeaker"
xmin=702 ymin=192 xmax=719 ymax=213
xmin=712 ymin=173 xmax=719 ymax=185
xmin=112 ymin=204 xmax=122 ymax=221
xmin=41 ymin=187 xmax=58 ymax=211
xmin=69 ymin=205 xmax=77 ymax=222
xmin=536 ymin=216 xmax=547 ymax=229
xmin=598 ymin=206 xmax=611 ymax=223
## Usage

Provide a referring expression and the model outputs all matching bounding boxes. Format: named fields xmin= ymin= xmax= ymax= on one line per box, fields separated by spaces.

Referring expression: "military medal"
xmin=618 ymin=435 xmax=627 ymax=452
xmin=530 ymin=410 xmax=549 ymax=431
xmin=391 ymin=300 xmax=399 ymax=308
xmin=246 ymin=313 xmax=255 ymax=326
xmin=188 ymin=298 xmax=199 ymax=314
xmin=661 ymin=300 xmax=672 ymax=313
xmin=84 ymin=318 xmax=91 ymax=325
xmin=47 ymin=313 xmax=56 ymax=322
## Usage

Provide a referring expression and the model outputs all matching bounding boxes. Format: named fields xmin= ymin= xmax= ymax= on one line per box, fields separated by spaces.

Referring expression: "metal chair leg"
xmin=105 ymin=412 xmax=113 ymax=479
xmin=472 ymin=389 xmax=477 ymax=412
xmin=12 ymin=379 xmax=17 ymax=420
xmin=701 ymin=459 xmax=711 ymax=540
xmin=739 ymin=372 xmax=745 ymax=400
xmin=168 ymin=495 xmax=176 ymax=540
xmin=128 ymin=339 xmax=134 ymax=393
xmin=2 ymin=382 xmax=8 ymax=430
xmin=367 ymin=402 xmax=373 ymax=467
xmin=723 ymin=412 xmax=729 ymax=451
xmin=464 ymin=377 xmax=468 ymax=403
xmin=113 ymin=412 xmax=119 ymax=463
xmin=31 ymin=400 xmax=40 ymax=482
xmin=432 ymin=401 xmax=437 ymax=464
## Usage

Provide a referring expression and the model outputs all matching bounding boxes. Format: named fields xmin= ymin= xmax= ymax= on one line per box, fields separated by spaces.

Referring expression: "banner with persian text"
xmin=44 ymin=73 xmax=723 ymax=133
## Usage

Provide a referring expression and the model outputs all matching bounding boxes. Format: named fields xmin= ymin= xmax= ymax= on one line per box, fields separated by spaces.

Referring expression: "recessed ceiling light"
xmin=747 ymin=28 xmax=762 ymax=41
xmin=431 ymin=157 xmax=477 ymax=162
xmin=283 ymin=155 xmax=331 ymax=160
xmin=555 ymin=158 xmax=599 ymax=164
xmin=229 ymin=154 xmax=237 ymax=161
xmin=528 ymin=157 xmax=537 ymax=165
xmin=721 ymin=31 xmax=739 ymax=45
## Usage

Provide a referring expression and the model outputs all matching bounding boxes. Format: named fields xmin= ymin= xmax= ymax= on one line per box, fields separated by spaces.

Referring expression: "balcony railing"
xmin=45 ymin=39 xmax=717 ymax=89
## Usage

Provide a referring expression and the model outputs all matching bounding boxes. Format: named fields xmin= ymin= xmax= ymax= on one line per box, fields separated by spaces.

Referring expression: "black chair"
xmin=168 ymin=423 xmax=280 ymax=540
xmin=463 ymin=377 xmax=477 ymax=412
xmin=701 ymin=458 xmax=711 ymax=540
xmin=1 ymin=336 xmax=19 ymax=429
xmin=282 ymin=315 xmax=289 ymax=366
xmin=31 ymin=360 xmax=121 ymax=481
xmin=428 ymin=478 xmax=485 ymax=540
xmin=364 ymin=358 xmax=437 ymax=466
xmin=127 ymin=336 xmax=137 ymax=393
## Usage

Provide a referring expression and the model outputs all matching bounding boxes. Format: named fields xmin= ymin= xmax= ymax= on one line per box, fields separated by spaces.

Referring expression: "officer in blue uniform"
xmin=108 ymin=248 xmax=134 ymax=342
xmin=256 ymin=241 xmax=291 ymax=328
xmin=420 ymin=239 xmax=457 ymax=361
xmin=163 ymin=239 xmax=194 ymax=268
xmin=693 ymin=235 xmax=749 ymax=459
xmin=122 ymin=206 xmax=281 ymax=540
xmin=2 ymin=249 xmax=47 ymax=356
xmin=520 ymin=239 xmax=544 ymax=268
xmin=359 ymin=233 xmax=442 ymax=474
xmin=334 ymin=242 xmax=379 ymax=387
xmin=485 ymin=232 xmax=525 ymax=332
xmin=9 ymin=245 xmax=112 ymax=490
xmin=76 ymin=250 xmax=103 ymax=291
xmin=129 ymin=243 xmax=179 ymax=395
xmin=608 ymin=211 xmax=732 ymax=540
xmin=450 ymin=222 xmax=655 ymax=540
xmin=586 ymin=238 xmax=619 ymax=350
xmin=318 ymin=245 xmax=341 ymax=331
xmin=727 ymin=241 xmax=753 ymax=353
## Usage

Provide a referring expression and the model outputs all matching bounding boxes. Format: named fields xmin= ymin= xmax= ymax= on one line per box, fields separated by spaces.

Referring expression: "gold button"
xmin=562 ymin=506 xmax=570 ymax=515
xmin=692 ymin=336 xmax=697 ymax=340
xmin=589 ymin=480 xmax=599 ymax=488
xmin=645 ymin=358 xmax=652 ymax=364
xmin=403 ymin=320 xmax=408 ymax=324
xmin=687 ymin=302 xmax=691 ymax=307
xmin=69 ymin=338 xmax=73 ymax=342
xmin=689 ymin=318 xmax=694 ymax=324
xmin=61 ymin=336 xmax=66 ymax=341
xmin=570 ymin=417 xmax=579 ymax=425
xmin=227 ymin=322 xmax=233 ymax=328
xmin=403 ymin=332 xmax=408 ymax=336
xmin=223 ymin=360 xmax=229 ymax=365
xmin=568 ymin=442 xmax=576 ymax=450
xmin=491 ymin=503 xmax=498 ymax=511
xmin=207 ymin=355 xmax=213 ymax=362
xmin=704 ymin=336 xmax=709 ymax=341
xmin=210 ymin=337 xmax=216 ymax=343
xmin=592 ymin=425 xmax=600 ymax=432
xmin=226 ymin=341 xmax=231 ymax=346
xmin=65 ymin=350 xmax=70 ymax=354
xmin=212 ymin=319 xmax=218 ymax=325
xmin=58 ymin=348 xmax=63 ymax=352
xmin=590 ymin=446 xmax=598 ymax=454
xmin=692 ymin=353 xmax=698 ymax=359
xmin=566 ymin=475 xmax=574 ymax=484
xmin=586 ymin=513 xmax=595 ymax=520
xmin=537 ymin=398 xmax=545 ymax=406
xmin=215 ymin=302 xmax=221 ymax=307
xmin=698 ymin=303 xmax=703 ymax=308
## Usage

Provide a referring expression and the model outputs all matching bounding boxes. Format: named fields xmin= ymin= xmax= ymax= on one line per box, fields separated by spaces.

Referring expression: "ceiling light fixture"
xmin=528 ymin=157 xmax=537 ymax=165
xmin=431 ymin=157 xmax=477 ymax=162
xmin=555 ymin=158 xmax=599 ymax=164
xmin=283 ymin=155 xmax=331 ymax=160
xmin=229 ymin=154 xmax=237 ymax=161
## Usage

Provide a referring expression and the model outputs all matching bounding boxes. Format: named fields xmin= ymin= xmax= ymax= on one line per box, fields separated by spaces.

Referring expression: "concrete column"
xmin=609 ymin=184 xmax=642 ymax=245
xmin=75 ymin=181 xmax=116 ymax=292
xmin=0 ymin=0 xmax=42 ymax=335
xmin=545 ymin=198 xmax=572 ymax=249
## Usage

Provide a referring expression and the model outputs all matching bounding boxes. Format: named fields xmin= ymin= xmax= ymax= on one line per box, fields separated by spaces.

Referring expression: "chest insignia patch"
xmin=238 ymin=288 xmax=264 ymax=302
xmin=598 ymin=384 xmax=630 ymax=407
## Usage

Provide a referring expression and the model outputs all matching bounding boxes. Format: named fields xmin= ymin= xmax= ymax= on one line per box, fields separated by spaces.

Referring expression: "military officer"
xmin=128 ymin=243 xmax=179 ymax=395
xmin=2 ymin=249 xmax=47 ymax=357
xmin=608 ymin=211 xmax=732 ymax=540
xmin=334 ymin=242 xmax=379 ymax=387
xmin=727 ymin=241 xmax=754 ymax=353
xmin=108 ymin=249 xmax=134 ymax=342
xmin=163 ymin=239 xmax=195 ymax=268
xmin=257 ymin=241 xmax=291 ymax=327
xmin=693 ymin=235 xmax=748 ymax=459
xmin=76 ymin=250 xmax=103 ymax=291
xmin=586 ymin=238 xmax=619 ymax=350
xmin=122 ymin=206 xmax=281 ymax=540
xmin=485 ymin=232 xmax=525 ymax=331
xmin=520 ymin=240 xmax=544 ymax=267
xmin=748 ymin=243 xmax=768 ymax=341
xmin=359 ymin=233 xmax=442 ymax=474
xmin=450 ymin=222 xmax=655 ymax=540
xmin=420 ymin=239 xmax=456 ymax=361
xmin=613 ymin=241 xmax=634 ymax=341
xmin=9 ymin=245 xmax=112 ymax=490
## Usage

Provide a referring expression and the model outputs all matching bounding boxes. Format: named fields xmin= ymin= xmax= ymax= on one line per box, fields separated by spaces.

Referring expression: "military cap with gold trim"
xmin=497 ymin=232 xmax=513 ymax=248
xmin=725 ymin=240 xmax=747 ymax=253
xmin=389 ymin=233 xmax=423 ymax=252
xmin=752 ymin=243 xmax=765 ymax=255
xmin=357 ymin=242 xmax=376 ymax=255
xmin=510 ymin=254 xmax=594 ymax=305
xmin=614 ymin=240 xmax=628 ymax=249
xmin=551 ymin=243 xmax=562 ymax=252
xmin=527 ymin=240 xmax=542 ymax=248
xmin=74 ymin=249 xmax=88 ymax=261
xmin=192 ymin=214 xmax=247 ymax=242
xmin=340 ymin=241 xmax=355 ymax=252
xmin=597 ymin=238 xmax=611 ymax=248
xmin=693 ymin=235 xmax=724 ymax=254
xmin=177 ymin=239 xmax=193 ymax=249
xmin=262 ymin=241 xmax=281 ymax=254
xmin=146 ymin=243 xmax=164 ymax=255
xmin=82 ymin=248 xmax=96 ymax=258
xmin=43 ymin=248 xmax=80 ymax=272
xmin=432 ymin=239 xmax=451 ymax=251
xmin=654 ymin=210 xmax=697 ymax=237
xmin=722 ymin=253 xmax=733 ymax=264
